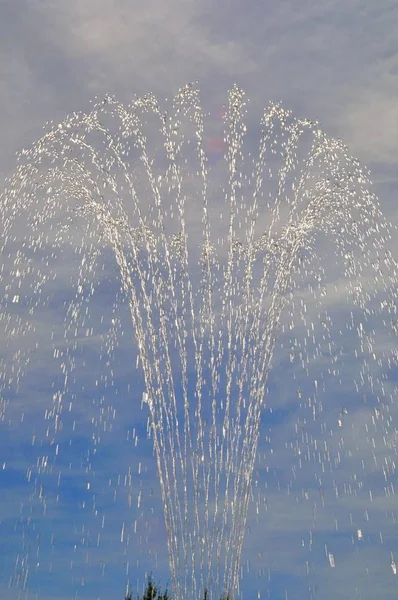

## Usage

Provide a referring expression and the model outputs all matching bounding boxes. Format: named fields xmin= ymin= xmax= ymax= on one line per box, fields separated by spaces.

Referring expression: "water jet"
xmin=1 ymin=84 xmax=397 ymax=600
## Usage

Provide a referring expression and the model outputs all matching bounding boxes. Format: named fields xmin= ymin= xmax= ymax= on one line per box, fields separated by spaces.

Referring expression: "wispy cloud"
xmin=1 ymin=1 xmax=398 ymax=599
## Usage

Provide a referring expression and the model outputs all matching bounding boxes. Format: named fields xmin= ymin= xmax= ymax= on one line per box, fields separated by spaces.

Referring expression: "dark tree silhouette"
xmin=125 ymin=575 xmax=170 ymax=600
xmin=125 ymin=577 xmax=230 ymax=600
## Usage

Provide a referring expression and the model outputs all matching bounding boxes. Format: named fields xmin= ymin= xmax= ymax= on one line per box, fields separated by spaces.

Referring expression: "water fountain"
xmin=1 ymin=84 xmax=397 ymax=600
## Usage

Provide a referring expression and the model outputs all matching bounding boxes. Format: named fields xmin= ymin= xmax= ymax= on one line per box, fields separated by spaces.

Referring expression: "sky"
xmin=1 ymin=1 xmax=398 ymax=599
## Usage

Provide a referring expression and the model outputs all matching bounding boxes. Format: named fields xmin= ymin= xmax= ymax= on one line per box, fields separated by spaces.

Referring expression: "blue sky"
xmin=1 ymin=1 xmax=398 ymax=599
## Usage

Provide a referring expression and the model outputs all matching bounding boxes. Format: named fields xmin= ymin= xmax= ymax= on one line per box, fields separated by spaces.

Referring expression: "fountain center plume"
xmin=1 ymin=84 xmax=396 ymax=600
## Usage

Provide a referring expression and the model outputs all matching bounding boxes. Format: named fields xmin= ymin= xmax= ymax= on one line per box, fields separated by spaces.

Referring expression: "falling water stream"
xmin=1 ymin=85 xmax=397 ymax=600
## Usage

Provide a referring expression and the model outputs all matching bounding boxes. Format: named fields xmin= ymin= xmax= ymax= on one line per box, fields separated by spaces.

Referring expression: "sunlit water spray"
xmin=1 ymin=84 xmax=397 ymax=600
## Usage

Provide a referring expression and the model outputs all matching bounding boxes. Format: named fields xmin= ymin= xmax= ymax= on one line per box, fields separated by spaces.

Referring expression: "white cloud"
xmin=1 ymin=0 xmax=398 ymax=599
xmin=340 ymin=89 xmax=398 ymax=165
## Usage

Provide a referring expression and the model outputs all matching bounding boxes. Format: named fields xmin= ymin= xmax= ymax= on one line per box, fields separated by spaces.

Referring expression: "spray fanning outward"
xmin=1 ymin=84 xmax=397 ymax=600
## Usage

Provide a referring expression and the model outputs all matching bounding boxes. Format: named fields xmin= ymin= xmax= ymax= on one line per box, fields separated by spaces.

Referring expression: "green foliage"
xmin=125 ymin=578 xmax=230 ymax=600
xmin=203 ymin=589 xmax=232 ymax=600
xmin=125 ymin=575 xmax=170 ymax=600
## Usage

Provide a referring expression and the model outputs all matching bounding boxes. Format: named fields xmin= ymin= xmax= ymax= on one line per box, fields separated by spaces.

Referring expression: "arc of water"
xmin=2 ymin=84 xmax=397 ymax=600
